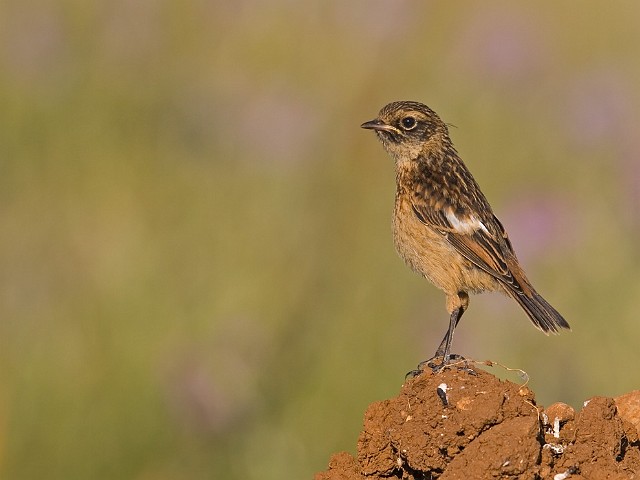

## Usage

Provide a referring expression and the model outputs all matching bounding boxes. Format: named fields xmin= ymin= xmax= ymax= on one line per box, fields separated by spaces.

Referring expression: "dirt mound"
xmin=315 ymin=363 xmax=640 ymax=479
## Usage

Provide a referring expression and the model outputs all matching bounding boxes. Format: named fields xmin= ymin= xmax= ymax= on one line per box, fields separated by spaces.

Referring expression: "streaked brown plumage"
xmin=361 ymin=101 xmax=569 ymax=371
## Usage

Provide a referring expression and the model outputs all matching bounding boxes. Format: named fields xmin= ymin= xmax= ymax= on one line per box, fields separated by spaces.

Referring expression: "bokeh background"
xmin=1 ymin=1 xmax=639 ymax=478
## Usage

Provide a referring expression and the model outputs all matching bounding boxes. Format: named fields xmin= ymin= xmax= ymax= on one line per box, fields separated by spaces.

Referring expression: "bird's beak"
xmin=361 ymin=119 xmax=398 ymax=133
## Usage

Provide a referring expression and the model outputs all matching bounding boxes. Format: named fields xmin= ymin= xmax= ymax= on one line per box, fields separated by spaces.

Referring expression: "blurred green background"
xmin=1 ymin=1 xmax=639 ymax=478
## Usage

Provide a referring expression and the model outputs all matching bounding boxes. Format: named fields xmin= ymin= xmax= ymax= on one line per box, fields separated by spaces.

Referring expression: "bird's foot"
xmin=405 ymin=353 xmax=476 ymax=378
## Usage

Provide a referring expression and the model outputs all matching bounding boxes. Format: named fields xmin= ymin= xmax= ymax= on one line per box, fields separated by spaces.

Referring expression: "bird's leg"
xmin=406 ymin=310 xmax=462 ymax=378
xmin=408 ymin=312 xmax=464 ymax=377
xmin=434 ymin=306 xmax=464 ymax=359
xmin=406 ymin=292 xmax=469 ymax=378
xmin=430 ymin=306 xmax=464 ymax=372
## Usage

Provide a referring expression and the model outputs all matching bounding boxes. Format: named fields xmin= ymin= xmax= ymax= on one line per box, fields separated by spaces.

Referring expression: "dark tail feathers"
xmin=508 ymin=290 xmax=570 ymax=334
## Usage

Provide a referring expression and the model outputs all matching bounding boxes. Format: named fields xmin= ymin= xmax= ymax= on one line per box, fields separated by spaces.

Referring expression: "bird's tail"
xmin=507 ymin=289 xmax=570 ymax=334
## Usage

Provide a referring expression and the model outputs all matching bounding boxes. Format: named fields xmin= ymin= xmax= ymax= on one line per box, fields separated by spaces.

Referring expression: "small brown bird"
xmin=361 ymin=101 xmax=569 ymax=372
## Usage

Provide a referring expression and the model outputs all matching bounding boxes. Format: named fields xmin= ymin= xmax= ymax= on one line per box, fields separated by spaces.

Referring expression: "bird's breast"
xmin=392 ymin=194 xmax=502 ymax=296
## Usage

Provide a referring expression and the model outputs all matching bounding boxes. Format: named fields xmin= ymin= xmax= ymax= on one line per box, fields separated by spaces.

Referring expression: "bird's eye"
xmin=401 ymin=116 xmax=417 ymax=130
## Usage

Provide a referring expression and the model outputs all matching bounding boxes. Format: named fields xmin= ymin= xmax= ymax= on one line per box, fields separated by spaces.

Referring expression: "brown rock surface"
xmin=616 ymin=391 xmax=640 ymax=439
xmin=315 ymin=365 xmax=640 ymax=479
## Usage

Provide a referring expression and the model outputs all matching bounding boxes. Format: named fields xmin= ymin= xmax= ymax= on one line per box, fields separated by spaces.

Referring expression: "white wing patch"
xmin=445 ymin=210 xmax=489 ymax=235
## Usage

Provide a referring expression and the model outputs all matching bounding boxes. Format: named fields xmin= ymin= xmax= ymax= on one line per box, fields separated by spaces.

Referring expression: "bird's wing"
xmin=410 ymin=181 xmax=567 ymax=332
xmin=411 ymin=198 xmax=526 ymax=293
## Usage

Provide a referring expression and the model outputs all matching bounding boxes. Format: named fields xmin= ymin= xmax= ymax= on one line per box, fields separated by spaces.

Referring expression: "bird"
xmin=361 ymin=100 xmax=569 ymax=372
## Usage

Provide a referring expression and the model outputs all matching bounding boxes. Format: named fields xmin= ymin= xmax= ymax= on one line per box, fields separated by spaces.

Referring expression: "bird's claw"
xmin=405 ymin=353 xmax=477 ymax=378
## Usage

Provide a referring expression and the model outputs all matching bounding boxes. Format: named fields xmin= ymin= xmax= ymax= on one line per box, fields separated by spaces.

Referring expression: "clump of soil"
xmin=315 ymin=364 xmax=640 ymax=479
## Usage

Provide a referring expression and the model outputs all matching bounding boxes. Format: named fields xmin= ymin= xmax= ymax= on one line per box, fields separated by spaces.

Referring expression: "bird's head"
xmin=361 ymin=101 xmax=450 ymax=163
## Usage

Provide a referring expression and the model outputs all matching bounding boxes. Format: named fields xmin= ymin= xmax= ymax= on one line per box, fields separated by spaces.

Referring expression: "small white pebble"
xmin=583 ymin=399 xmax=591 ymax=407
xmin=541 ymin=412 xmax=549 ymax=425
xmin=436 ymin=383 xmax=449 ymax=406
xmin=543 ymin=443 xmax=565 ymax=455
xmin=553 ymin=417 xmax=560 ymax=438
xmin=554 ymin=470 xmax=572 ymax=480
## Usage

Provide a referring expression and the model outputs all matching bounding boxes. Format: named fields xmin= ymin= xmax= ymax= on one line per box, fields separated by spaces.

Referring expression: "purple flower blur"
xmin=499 ymin=194 xmax=581 ymax=263
xmin=452 ymin=7 xmax=548 ymax=85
